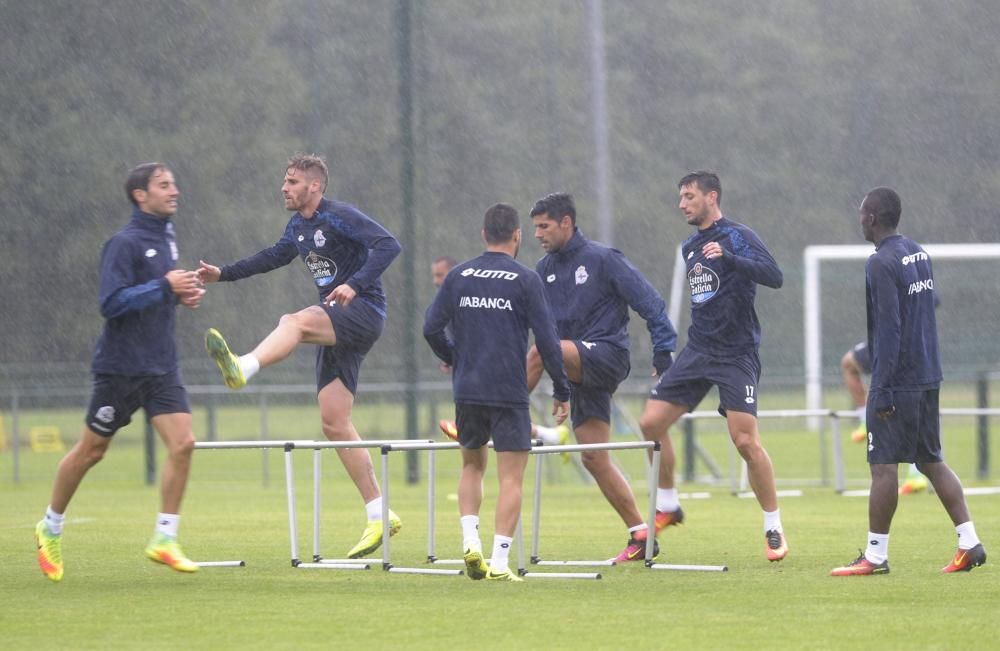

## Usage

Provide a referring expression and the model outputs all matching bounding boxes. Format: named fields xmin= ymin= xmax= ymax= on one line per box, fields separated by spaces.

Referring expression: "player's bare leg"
xmin=252 ymin=305 xmax=336 ymax=368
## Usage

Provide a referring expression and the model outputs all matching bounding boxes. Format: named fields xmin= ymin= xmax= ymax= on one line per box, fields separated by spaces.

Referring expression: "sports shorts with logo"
xmin=85 ymin=371 xmax=191 ymax=437
xmin=866 ymin=388 xmax=943 ymax=464
xmin=455 ymin=403 xmax=532 ymax=452
xmin=852 ymin=341 xmax=872 ymax=375
xmin=569 ymin=340 xmax=630 ymax=428
xmin=317 ymin=298 xmax=385 ymax=394
xmin=648 ymin=346 xmax=761 ymax=417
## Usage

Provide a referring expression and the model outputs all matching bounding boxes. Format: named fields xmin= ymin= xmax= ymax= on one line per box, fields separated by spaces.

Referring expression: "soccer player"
xmin=196 ymin=153 xmax=403 ymax=559
xmin=843 ymin=341 xmax=928 ymax=494
xmin=424 ymin=203 xmax=570 ymax=582
xmin=831 ymin=187 xmax=986 ymax=576
xmin=431 ymin=255 xmax=458 ymax=290
xmin=436 ymin=256 xmax=570 ymax=449
xmin=639 ymin=171 xmax=789 ymax=562
xmin=35 ymin=163 xmax=206 ymax=581
xmin=526 ymin=192 xmax=677 ymax=562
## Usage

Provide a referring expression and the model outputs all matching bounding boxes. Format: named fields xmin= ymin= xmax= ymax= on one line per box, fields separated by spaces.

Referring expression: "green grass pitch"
xmin=2 ymin=401 xmax=998 ymax=650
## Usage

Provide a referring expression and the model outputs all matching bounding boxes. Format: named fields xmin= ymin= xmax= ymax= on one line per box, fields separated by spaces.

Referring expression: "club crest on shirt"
xmin=306 ymin=251 xmax=338 ymax=287
xmin=575 ymin=265 xmax=588 ymax=285
xmin=95 ymin=406 xmax=115 ymax=423
xmin=688 ymin=262 xmax=720 ymax=304
xmin=313 ymin=229 xmax=326 ymax=247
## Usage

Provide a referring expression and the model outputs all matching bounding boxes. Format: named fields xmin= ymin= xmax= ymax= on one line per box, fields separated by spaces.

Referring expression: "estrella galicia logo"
xmin=688 ymin=262 xmax=720 ymax=304
xmin=305 ymin=251 xmax=338 ymax=287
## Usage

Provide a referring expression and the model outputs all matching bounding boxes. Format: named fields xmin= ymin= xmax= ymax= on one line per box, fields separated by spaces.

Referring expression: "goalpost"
xmin=803 ymin=243 xmax=1000 ymax=427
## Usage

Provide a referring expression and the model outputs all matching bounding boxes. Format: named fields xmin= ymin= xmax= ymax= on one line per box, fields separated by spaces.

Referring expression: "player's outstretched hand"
xmin=197 ymin=260 xmax=221 ymax=283
xmin=552 ymin=400 xmax=570 ymax=425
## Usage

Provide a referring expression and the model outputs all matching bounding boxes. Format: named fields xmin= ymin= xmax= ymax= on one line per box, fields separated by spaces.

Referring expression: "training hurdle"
xmin=194 ymin=438 xmax=424 ymax=570
xmin=377 ymin=439 xmax=689 ymax=578
xmin=521 ymin=440 xmax=727 ymax=573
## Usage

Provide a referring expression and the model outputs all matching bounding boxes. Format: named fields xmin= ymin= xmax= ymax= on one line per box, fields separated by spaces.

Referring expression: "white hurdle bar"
xmin=192 ymin=439 xmax=326 ymax=568
xmin=286 ymin=439 xmax=431 ymax=570
xmin=195 ymin=439 xmax=422 ymax=570
xmin=378 ymin=440 xmax=666 ymax=579
xmin=528 ymin=440 xmax=658 ymax=568
xmin=304 ymin=440 xmax=434 ymax=569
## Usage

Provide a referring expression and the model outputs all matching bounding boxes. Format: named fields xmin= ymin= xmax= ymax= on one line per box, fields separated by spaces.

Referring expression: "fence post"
xmin=977 ymin=373 xmax=989 ymax=480
xmin=683 ymin=417 xmax=695 ymax=483
xmin=206 ymin=390 xmax=217 ymax=442
xmin=144 ymin=418 xmax=156 ymax=485
xmin=12 ymin=390 xmax=21 ymax=484
xmin=260 ymin=390 xmax=269 ymax=487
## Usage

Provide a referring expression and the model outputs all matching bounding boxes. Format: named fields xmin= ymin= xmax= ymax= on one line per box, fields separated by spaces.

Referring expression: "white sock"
xmin=763 ymin=509 xmax=782 ymax=534
xmin=906 ymin=463 xmax=922 ymax=478
xmin=628 ymin=523 xmax=648 ymax=536
xmin=856 ymin=406 xmax=866 ymax=422
xmin=239 ymin=354 xmax=260 ymax=382
xmin=865 ymin=532 xmax=889 ymax=564
xmin=490 ymin=535 xmax=513 ymax=573
xmin=44 ymin=505 xmax=65 ymax=535
xmin=155 ymin=513 xmax=180 ymax=539
xmin=535 ymin=425 xmax=565 ymax=445
xmin=956 ymin=521 xmax=981 ymax=550
xmin=656 ymin=488 xmax=680 ymax=513
xmin=365 ymin=498 xmax=383 ymax=522
xmin=460 ymin=515 xmax=481 ymax=550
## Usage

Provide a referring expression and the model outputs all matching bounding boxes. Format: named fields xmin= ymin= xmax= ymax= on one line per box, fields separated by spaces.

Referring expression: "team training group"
xmin=33 ymin=156 xmax=985 ymax=583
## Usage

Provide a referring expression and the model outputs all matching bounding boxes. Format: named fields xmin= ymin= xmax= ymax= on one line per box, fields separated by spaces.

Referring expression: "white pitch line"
xmin=679 ymin=492 xmax=712 ymax=500
xmin=964 ymin=486 xmax=1000 ymax=496
xmin=737 ymin=489 xmax=803 ymax=499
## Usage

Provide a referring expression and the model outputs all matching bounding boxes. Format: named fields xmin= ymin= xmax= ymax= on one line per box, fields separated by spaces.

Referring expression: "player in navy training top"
xmin=639 ymin=171 xmax=789 ymax=562
xmin=424 ymin=203 xmax=570 ymax=581
xmin=832 ymin=187 xmax=986 ymax=576
xmin=197 ymin=154 xmax=403 ymax=560
xmin=35 ymin=163 xmax=206 ymax=582
xmin=527 ymin=192 xmax=677 ymax=562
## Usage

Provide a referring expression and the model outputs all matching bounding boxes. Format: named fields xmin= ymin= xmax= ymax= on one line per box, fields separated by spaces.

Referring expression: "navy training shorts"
xmin=569 ymin=339 xmax=630 ymax=428
xmin=648 ymin=346 xmax=761 ymax=417
xmin=866 ymin=388 xmax=943 ymax=465
xmin=85 ymin=371 xmax=191 ymax=437
xmin=317 ymin=298 xmax=385 ymax=394
xmin=455 ymin=403 xmax=532 ymax=452
xmin=852 ymin=342 xmax=872 ymax=375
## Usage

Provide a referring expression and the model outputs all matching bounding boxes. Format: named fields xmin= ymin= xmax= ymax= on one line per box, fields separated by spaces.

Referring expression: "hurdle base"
xmin=519 ymin=570 xmax=601 ymax=580
xmin=533 ymin=559 xmax=616 ymax=567
xmin=387 ymin=566 xmax=464 ymax=576
xmin=646 ymin=562 xmax=728 ymax=572
xmin=296 ymin=562 xmax=371 ymax=570
xmin=194 ymin=560 xmax=245 ymax=568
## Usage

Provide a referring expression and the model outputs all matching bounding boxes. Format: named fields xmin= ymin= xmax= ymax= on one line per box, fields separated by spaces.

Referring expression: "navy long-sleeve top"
xmin=865 ymin=234 xmax=942 ymax=409
xmin=219 ymin=198 xmax=401 ymax=315
xmin=681 ymin=217 xmax=783 ymax=356
xmin=424 ymin=251 xmax=570 ymax=407
xmin=535 ymin=229 xmax=676 ymax=367
xmin=91 ymin=208 xmax=181 ymax=376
